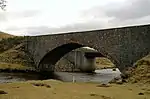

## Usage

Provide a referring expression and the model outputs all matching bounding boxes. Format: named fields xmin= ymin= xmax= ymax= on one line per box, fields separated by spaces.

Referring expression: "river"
xmin=0 ymin=68 xmax=121 ymax=84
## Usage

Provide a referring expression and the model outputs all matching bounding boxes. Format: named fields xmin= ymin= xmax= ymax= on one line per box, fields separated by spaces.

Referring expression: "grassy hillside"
xmin=0 ymin=33 xmax=35 ymax=72
xmin=127 ymin=53 xmax=150 ymax=84
xmin=0 ymin=32 xmax=14 ymax=40
xmin=0 ymin=36 xmax=24 ymax=53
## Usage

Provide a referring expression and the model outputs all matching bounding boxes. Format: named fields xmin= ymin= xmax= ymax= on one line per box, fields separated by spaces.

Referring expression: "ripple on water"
xmin=0 ymin=68 xmax=121 ymax=83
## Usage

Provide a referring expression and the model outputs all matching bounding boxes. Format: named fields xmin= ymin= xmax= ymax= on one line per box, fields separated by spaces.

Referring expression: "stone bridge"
xmin=25 ymin=24 xmax=150 ymax=72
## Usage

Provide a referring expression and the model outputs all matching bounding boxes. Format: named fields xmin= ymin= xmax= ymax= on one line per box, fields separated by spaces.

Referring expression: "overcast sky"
xmin=0 ymin=0 xmax=150 ymax=36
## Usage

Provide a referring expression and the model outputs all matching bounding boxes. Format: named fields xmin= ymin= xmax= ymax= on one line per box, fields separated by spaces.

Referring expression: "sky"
xmin=0 ymin=0 xmax=150 ymax=36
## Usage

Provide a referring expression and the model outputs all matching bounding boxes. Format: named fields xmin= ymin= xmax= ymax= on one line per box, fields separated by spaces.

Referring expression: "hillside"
xmin=0 ymin=35 xmax=35 ymax=72
xmin=127 ymin=53 xmax=150 ymax=84
xmin=0 ymin=32 xmax=14 ymax=40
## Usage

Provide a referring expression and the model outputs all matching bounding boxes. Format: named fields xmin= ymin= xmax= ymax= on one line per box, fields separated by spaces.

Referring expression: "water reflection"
xmin=54 ymin=68 xmax=121 ymax=83
xmin=0 ymin=68 xmax=121 ymax=83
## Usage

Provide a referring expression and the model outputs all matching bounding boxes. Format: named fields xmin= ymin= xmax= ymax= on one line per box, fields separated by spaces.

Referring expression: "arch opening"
xmin=38 ymin=43 xmax=115 ymax=72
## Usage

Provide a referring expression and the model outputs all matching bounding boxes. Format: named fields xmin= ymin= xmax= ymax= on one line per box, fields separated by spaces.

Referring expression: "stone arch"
xmin=38 ymin=42 xmax=116 ymax=72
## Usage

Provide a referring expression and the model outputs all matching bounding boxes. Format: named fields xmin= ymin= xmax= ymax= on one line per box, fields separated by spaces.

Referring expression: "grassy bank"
xmin=0 ymin=62 xmax=36 ymax=73
xmin=0 ymin=80 xmax=150 ymax=99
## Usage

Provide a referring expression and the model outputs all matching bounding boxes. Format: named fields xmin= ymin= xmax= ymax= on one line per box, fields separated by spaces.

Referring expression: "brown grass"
xmin=0 ymin=32 xmax=14 ymax=40
xmin=0 ymin=62 xmax=34 ymax=71
xmin=0 ymin=80 xmax=149 ymax=99
xmin=0 ymin=90 xmax=7 ymax=94
xmin=127 ymin=54 xmax=150 ymax=84
xmin=0 ymin=36 xmax=35 ymax=71
xmin=95 ymin=57 xmax=115 ymax=69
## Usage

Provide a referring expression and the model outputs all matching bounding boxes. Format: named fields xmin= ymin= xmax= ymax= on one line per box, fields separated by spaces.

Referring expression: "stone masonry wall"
xmin=25 ymin=24 xmax=150 ymax=72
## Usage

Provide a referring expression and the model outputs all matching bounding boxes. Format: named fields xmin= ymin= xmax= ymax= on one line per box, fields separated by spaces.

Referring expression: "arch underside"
xmin=38 ymin=43 xmax=116 ymax=72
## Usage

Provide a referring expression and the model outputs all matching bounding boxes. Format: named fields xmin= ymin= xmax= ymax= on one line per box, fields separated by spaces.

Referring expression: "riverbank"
xmin=0 ymin=62 xmax=36 ymax=72
xmin=0 ymin=80 xmax=150 ymax=99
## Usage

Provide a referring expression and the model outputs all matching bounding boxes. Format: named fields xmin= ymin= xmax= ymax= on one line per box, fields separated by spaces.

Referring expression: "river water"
xmin=0 ymin=69 xmax=121 ymax=84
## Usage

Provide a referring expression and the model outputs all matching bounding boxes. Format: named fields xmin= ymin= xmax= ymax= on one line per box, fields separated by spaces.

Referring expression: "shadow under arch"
xmin=38 ymin=42 xmax=112 ymax=72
